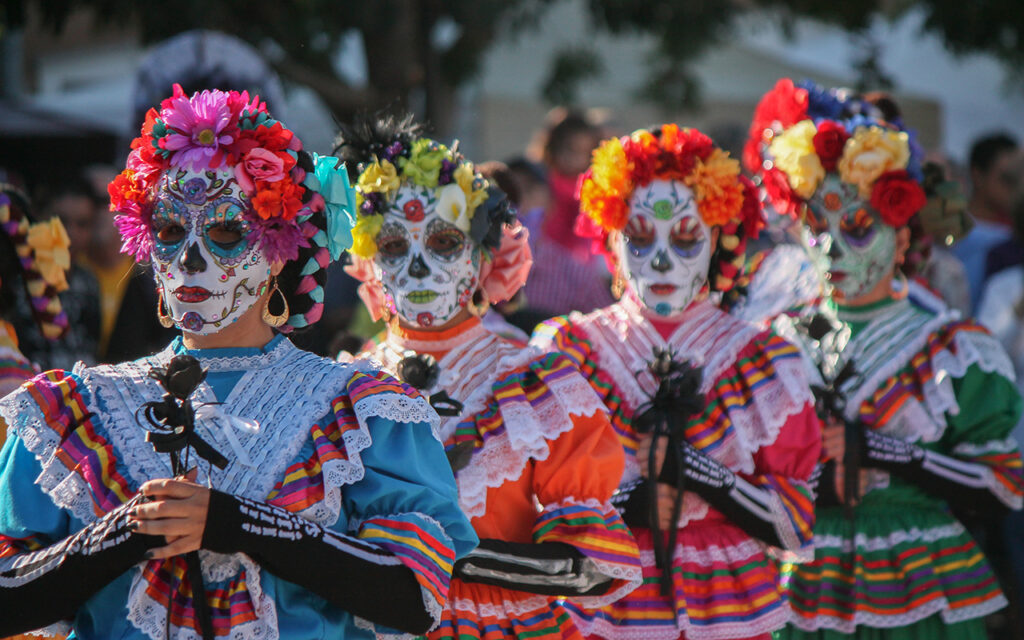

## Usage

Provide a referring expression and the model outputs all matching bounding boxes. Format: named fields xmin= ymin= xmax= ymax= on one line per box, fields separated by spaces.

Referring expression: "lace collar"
xmin=166 ymin=333 xmax=294 ymax=372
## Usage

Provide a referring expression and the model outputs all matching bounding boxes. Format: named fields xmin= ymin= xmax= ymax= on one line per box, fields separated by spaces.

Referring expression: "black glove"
xmin=202 ymin=490 xmax=435 ymax=634
xmin=861 ymin=429 xmax=1014 ymax=514
xmin=660 ymin=440 xmax=794 ymax=549
xmin=454 ymin=538 xmax=613 ymax=597
xmin=0 ymin=494 xmax=161 ymax=636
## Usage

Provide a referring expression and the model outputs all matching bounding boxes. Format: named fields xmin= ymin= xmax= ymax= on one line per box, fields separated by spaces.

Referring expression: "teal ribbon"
xmin=312 ymin=153 xmax=357 ymax=261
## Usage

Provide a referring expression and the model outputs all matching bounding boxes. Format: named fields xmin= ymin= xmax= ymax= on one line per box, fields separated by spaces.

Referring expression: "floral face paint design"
xmin=373 ymin=184 xmax=480 ymax=327
xmin=804 ymin=173 xmax=897 ymax=301
xmin=615 ymin=179 xmax=712 ymax=316
xmin=151 ymin=167 xmax=271 ymax=334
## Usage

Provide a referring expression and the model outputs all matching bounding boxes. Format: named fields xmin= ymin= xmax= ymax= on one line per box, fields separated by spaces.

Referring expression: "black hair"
xmin=969 ymin=133 xmax=1018 ymax=173
xmin=333 ymin=112 xmax=423 ymax=182
xmin=542 ymin=111 xmax=600 ymax=163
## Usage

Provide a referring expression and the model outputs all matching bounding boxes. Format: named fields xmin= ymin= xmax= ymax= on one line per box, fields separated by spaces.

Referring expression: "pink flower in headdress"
xmin=114 ymin=213 xmax=153 ymax=261
xmin=250 ymin=215 xmax=311 ymax=264
xmin=160 ymin=86 xmax=239 ymax=171
xmin=478 ymin=223 xmax=532 ymax=304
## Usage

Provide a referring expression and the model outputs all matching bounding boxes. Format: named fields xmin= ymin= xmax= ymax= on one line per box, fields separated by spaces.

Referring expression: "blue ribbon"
xmin=312 ymin=153 xmax=357 ymax=261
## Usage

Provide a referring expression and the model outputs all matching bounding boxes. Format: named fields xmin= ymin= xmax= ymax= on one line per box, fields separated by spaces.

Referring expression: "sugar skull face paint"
xmin=804 ymin=174 xmax=897 ymax=301
xmin=373 ymin=184 xmax=480 ymax=327
xmin=150 ymin=167 xmax=271 ymax=334
xmin=615 ymin=179 xmax=712 ymax=316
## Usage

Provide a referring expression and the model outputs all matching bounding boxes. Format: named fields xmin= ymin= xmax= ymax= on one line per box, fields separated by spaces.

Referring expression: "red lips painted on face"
xmin=173 ymin=286 xmax=212 ymax=303
xmin=648 ymin=284 xmax=678 ymax=296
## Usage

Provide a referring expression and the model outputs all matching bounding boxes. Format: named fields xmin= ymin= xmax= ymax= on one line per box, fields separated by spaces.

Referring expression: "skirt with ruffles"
xmin=780 ymin=502 xmax=1004 ymax=639
xmin=565 ymin=523 xmax=782 ymax=640
xmin=428 ymin=578 xmax=584 ymax=640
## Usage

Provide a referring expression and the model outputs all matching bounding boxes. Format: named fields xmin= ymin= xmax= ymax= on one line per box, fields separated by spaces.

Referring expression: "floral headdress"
xmin=343 ymin=133 xmax=492 ymax=258
xmin=745 ymin=78 xmax=927 ymax=227
xmin=0 ymin=186 xmax=70 ymax=340
xmin=576 ymin=124 xmax=763 ymax=298
xmin=109 ymin=84 xmax=356 ymax=331
xmin=336 ymin=115 xmax=530 ymax=321
xmin=109 ymin=84 xmax=355 ymax=266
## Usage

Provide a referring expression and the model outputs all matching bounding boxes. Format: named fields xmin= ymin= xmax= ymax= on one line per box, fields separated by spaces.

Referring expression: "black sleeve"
xmin=813 ymin=459 xmax=843 ymax=508
xmin=610 ymin=477 xmax=653 ymax=530
xmin=454 ymin=538 xmax=614 ymax=597
xmin=0 ymin=494 xmax=160 ymax=636
xmin=659 ymin=440 xmax=791 ymax=549
xmin=202 ymin=490 xmax=434 ymax=634
xmin=861 ymin=429 xmax=1014 ymax=515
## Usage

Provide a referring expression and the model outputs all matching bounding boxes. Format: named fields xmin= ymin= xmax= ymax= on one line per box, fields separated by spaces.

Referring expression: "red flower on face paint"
xmin=416 ymin=312 xmax=434 ymax=327
xmin=403 ymin=199 xmax=425 ymax=222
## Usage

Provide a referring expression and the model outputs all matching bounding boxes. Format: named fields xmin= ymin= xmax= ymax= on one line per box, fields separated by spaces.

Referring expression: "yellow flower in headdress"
xmin=350 ymin=213 xmax=384 ymax=258
xmin=454 ymin=163 xmax=488 ymax=217
xmin=357 ymin=159 xmax=400 ymax=195
xmin=838 ymin=126 xmax=910 ymax=198
xmin=769 ymin=119 xmax=825 ymax=199
xmin=26 ymin=217 xmax=71 ymax=291
xmin=685 ymin=148 xmax=745 ymax=227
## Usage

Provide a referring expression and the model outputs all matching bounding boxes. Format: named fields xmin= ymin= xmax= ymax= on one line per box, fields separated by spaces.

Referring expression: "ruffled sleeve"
xmin=705 ymin=332 xmax=820 ymax=554
xmin=530 ymin=405 xmax=643 ymax=607
xmin=339 ymin=370 xmax=478 ymax=634
xmin=939 ymin=362 xmax=1024 ymax=510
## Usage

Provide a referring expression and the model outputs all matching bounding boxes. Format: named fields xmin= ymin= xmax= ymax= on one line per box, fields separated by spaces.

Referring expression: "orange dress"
xmin=360 ymin=317 xmax=642 ymax=640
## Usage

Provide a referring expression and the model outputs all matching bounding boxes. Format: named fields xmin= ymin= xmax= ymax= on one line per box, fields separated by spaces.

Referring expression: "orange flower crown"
xmin=578 ymin=124 xmax=761 ymax=238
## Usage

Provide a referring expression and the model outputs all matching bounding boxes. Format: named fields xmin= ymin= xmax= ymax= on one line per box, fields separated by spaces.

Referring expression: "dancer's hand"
xmin=655 ymin=483 xmax=679 ymax=531
xmin=635 ymin=434 xmax=667 ymax=479
xmin=822 ymin=421 xmax=845 ymax=461
xmin=132 ymin=469 xmax=211 ymax=559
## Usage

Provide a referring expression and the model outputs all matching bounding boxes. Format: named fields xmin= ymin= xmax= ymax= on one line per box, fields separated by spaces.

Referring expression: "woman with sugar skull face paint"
xmin=530 ymin=125 xmax=822 ymax=640
xmin=745 ymin=79 xmax=1024 ymax=640
xmin=339 ymin=115 xmax=642 ymax=640
xmin=0 ymin=87 xmax=477 ymax=640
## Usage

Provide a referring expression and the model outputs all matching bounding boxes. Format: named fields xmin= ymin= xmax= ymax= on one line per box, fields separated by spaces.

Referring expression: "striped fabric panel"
xmin=0 ymin=356 xmax=34 ymax=384
xmin=141 ymin=557 xmax=260 ymax=635
xmin=25 ymin=371 xmax=134 ymax=516
xmin=346 ymin=369 xmax=424 ymax=404
xmin=786 ymin=526 xmax=1003 ymax=623
xmin=358 ymin=513 xmax=457 ymax=612
xmin=752 ymin=473 xmax=815 ymax=549
xmin=533 ymin=500 xmax=641 ymax=591
xmin=566 ymin=530 xmax=785 ymax=636
xmin=430 ymin=597 xmax=583 ymax=640
xmin=0 ymin=534 xmax=43 ymax=559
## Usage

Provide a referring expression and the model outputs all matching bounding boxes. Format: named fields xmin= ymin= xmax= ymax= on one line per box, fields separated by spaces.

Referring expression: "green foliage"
xmin=541 ymin=46 xmax=606 ymax=105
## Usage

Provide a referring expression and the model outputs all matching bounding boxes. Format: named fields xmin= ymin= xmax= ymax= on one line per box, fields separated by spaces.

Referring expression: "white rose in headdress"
xmin=437 ymin=183 xmax=471 ymax=232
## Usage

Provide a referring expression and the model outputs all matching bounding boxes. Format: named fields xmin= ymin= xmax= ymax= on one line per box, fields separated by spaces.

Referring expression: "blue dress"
xmin=0 ymin=334 xmax=477 ymax=639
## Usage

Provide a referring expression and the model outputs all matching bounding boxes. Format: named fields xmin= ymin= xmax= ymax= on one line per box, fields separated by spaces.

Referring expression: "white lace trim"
xmin=20 ymin=622 xmax=72 ymax=637
xmin=813 ymin=521 xmax=967 ymax=552
xmin=568 ymin=300 xmax=812 ymax=476
xmin=369 ymin=335 xmax=605 ymax=519
xmin=954 ymin=437 xmax=1021 ymax=456
xmin=127 ymin=553 xmax=279 ymax=640
xmin=734 ymin=245 xmax=826 ymax=329
xmin=449 ymin=593 xmax=552 ymax=617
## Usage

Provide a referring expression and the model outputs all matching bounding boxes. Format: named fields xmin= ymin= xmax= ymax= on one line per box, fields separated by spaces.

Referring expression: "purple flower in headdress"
xmin=361 ymin=192 xmax=383 ymax=215
xmin=161 ymin=89 xmax=239 ymax=171
xmin=382 ymin=141 xmax=405 ymax=163
xmin=438 ymin=159 xmax=456 ymax=185
xmin=251 ymin=216 xmax=310 ymax=264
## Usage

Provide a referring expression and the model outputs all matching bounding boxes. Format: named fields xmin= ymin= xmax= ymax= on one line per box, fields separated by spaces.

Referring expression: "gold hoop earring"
xmin=157 ymin=289 xmax=174 ymax=328
xmin=262 ymin=277 xmax=290 ymax=327
xmin=611 ymin=271 xmax=626 ymax=299
xmin=465 ymin=289 xmax=490 ymax=317
xmin=891 ymin=270 xmax=910 ymax=300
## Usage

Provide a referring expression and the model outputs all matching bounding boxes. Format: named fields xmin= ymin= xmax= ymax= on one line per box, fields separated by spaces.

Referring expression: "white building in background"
xmin=470 ymin=0 xmax=1024 ymax=165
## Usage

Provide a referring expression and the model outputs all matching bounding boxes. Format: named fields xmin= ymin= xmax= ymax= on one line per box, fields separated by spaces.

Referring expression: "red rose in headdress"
xmin=812 ymin=121 xmax=850 ymax=172
xmin=870 ymin=170 xmax=926 ymax=227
